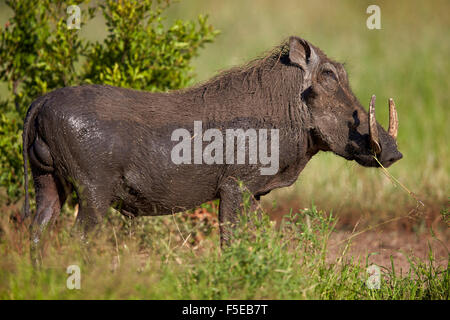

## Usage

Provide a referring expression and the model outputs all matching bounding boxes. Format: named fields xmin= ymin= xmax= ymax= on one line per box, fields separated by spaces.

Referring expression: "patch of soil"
xmin=267 ymin=199 xmax=447 ymax=233
xmin=326 ymin=228 xmax=449 ymax=273
xmin=267 ymin=200 xmax=449 ymax=273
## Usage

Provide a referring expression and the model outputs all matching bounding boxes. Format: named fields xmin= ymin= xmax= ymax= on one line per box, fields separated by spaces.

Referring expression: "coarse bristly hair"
xmin=181 ymin=41 xmax=292 ymax=96
xmin=173 ymin=39 xmax=315 ymax=133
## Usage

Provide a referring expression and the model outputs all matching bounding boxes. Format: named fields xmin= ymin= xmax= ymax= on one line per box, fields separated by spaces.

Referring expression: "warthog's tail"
xmin=22 ymin=96 xmax=47 ymax=219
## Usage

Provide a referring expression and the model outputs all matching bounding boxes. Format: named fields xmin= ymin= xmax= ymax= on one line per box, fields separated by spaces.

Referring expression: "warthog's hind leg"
xmin=29 ymin=172 xmax=67 ymax=266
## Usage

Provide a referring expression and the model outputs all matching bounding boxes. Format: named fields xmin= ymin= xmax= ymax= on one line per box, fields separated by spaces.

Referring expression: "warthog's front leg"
xmin=218 ymin=180 xmax=260 ymax=247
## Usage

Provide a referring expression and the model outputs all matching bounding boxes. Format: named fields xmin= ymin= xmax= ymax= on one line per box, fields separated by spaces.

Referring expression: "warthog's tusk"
xmin=369 ymin=95 xmax=382 ymax=155
xmin=388 ymin=98 xmax=398 ymax=140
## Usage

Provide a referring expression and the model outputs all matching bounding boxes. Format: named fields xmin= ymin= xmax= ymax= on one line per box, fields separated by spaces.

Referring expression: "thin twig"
xmin=112 ymin=226 xmax=120 ymax=267
xmin=373 ymin=156 xmax=425 ymax=207
xmin=331 ymin=156 xmax=427 ymax=249
xmin=171 ymin=213 xmax=196 ymax=256
xmin=172 ymin=213 xmax=188 ymax=244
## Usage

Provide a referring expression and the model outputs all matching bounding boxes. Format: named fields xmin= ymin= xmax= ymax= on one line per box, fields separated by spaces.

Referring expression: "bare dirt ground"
xmin=268 ymin=201 xmax=449 ymax=273
xmin=327 ymin=228 xmax=449 ymax=273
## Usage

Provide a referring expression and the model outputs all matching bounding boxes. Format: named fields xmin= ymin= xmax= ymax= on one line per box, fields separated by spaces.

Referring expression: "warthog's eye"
xmin=320 ymin=64 xmax=339 ymax=91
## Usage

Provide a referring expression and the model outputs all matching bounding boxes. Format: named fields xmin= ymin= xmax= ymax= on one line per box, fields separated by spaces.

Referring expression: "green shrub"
xmin=0 ymin=0 xmax=218 ymax=205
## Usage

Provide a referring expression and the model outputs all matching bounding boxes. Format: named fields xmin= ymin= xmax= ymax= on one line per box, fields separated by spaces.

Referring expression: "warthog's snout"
xmin=350 ymin=95 xmax=402 ymax=168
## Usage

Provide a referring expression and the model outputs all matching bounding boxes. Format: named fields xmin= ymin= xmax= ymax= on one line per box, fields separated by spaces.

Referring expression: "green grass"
xmin=0 ymin=194 xmax=447 ymax=300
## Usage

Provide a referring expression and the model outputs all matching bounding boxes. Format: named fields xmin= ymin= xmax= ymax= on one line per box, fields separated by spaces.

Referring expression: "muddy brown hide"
xmin=22 ymin=36 xmax=402 ymax=249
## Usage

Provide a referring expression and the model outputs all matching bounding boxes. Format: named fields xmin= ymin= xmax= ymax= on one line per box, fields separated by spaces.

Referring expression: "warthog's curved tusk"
xmin=388 ymin=98 xmax=398 ymax=140
xmin=369 ymin=95 xmax=382 ymax=155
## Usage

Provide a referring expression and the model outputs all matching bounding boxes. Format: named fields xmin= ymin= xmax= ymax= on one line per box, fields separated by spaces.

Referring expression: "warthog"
xmin=23 ymin=36 xmax=402 ymax=249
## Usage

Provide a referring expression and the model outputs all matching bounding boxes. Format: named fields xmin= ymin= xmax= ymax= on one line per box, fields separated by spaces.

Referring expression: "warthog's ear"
xmin=289 ymin=36 xmax=318 ymax=87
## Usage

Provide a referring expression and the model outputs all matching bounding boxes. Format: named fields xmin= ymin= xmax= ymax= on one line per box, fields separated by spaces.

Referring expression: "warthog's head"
xmin=289 ymin=36 xmax=402 ymax=167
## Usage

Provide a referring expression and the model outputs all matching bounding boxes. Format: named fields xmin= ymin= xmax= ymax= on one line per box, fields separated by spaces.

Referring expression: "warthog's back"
xmin=32 ymin=85 xmax=225 ymax=216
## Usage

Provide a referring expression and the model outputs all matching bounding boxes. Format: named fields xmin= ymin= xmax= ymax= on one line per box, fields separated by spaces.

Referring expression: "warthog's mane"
xmin=173 ymin=40 xmax=310 ymax=135
xmin=181 ymin=41 xmax=293 ymax=97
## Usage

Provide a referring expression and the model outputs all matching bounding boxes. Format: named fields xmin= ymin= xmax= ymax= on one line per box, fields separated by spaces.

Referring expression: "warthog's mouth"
xmin=354 ymin=151 xmax=403 ymax=168
xmin=353 ymin=154 xmax=381 ymax=167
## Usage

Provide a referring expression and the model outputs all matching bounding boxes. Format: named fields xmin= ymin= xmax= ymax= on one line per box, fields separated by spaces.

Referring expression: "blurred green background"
xmin=1 ymin=0 xmax=448 ymax=224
